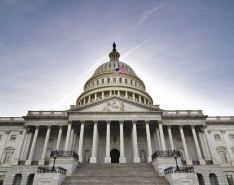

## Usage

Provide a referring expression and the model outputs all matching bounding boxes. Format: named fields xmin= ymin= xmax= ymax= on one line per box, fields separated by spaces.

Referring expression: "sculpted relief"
xmin=103 ymin=100 xmax=125 ymax=112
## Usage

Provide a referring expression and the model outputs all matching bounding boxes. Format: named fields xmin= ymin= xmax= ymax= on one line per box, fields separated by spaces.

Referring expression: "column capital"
xmin=35 ymin=125 xmax=40 ymax=129
xmin=132 ymin=120 xmax=137 ymax=124
xmin=68 ymin=120 xmax=72 ymax=125
xmin=47 ymin=125 xmax=51 ymax=128
xmin=179 ymin=124 xmax=184 ymax=128
xmin=221 ymin=130 xmax=226 ymax=133
xmin=167 ymin=125 xmax=171 ymax=129
xmin=106 ymin=120 xmax=111 ymax=124
xmin=80 ymin=120 xmax=85 ymax=124
xmin=93 ymin=120 xmax=98 ymax=124
xmin=5 ymin=130 xmax=10 ymax=134
xmin=191 ymin=125 xmax=195 ymax=129
xmin=119 ymin=120 xmax=124 ymax=124
xmin=59 ymin=125 xmax=63 ymax=128
xmin=158 ymin=120 xmax=163 ymax=125
xmin=145 ymin=120 xmax=149 ymax=124
xmin=23 ymin=125 xmax=28 ymax=129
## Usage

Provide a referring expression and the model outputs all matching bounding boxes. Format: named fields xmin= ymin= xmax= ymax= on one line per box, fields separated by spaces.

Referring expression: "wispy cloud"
xmin=120 ymin=38 xmax=152 ymax=60
xmin=131 ymin=2 xmax=168 ymax=31
xmin=53 ymin=55 xmax=107 ymax=107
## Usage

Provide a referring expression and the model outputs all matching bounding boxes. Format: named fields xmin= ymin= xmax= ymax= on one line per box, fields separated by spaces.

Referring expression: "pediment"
xmin=69 ymin=97 xmax=160 ymax=113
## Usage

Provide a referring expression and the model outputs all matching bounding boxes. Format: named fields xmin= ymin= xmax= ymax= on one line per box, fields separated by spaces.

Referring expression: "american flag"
xmin=115 ymin=66 xmax=127 ymax=74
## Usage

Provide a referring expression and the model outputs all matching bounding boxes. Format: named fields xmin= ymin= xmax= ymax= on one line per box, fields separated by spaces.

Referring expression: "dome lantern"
xmin=109 ymin=42 xmax=120 ymax=61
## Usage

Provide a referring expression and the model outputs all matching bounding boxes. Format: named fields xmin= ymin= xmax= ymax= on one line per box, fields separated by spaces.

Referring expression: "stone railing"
xmin=164 ymin=166 xmax=194 ymax=175
xmin=163 ymin=110 xmax=203 ymax=115
xmin=152 ymin=150 xmax=180 ymax=160
xmin=50 ymin=151 xmax=79 ymax=160
xmin=27 ymin=111 xmax=67 ymax=116
xmin=206 ymin=116 xmax=234 ymax=121
xmin=37 ymin=167 xmax=67 ymax=175
xmin=0 ymin=117 xmax=24 ymax=121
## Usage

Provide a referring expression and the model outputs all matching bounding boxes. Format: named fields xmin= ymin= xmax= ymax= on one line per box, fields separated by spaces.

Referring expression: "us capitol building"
xmin=0 ymin=44 xmax=234 ymax=185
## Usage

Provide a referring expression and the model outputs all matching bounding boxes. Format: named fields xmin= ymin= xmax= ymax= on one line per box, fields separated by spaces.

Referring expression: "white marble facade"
xmin=0 ymin=45 xmax=234 ymax=185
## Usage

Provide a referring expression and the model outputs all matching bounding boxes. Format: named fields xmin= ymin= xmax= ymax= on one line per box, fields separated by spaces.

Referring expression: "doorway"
xmin=110 ymin=149 xmax=120 ymax=163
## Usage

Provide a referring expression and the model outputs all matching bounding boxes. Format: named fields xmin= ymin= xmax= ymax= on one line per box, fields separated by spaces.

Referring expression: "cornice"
xmin=68 ymin=111 xmax=162 ymax=115
xmin=0 ymin=122 xmax=25 ymax=125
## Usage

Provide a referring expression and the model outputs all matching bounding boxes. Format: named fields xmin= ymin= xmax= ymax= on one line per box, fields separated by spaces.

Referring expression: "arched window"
xmin=113 ymin=78 xmax=116 ymax=83
xmin=135 ymin=82 xmax=137 ymax=86
xmin=102 ymin=79 xmax=104 ymax=84
xmin=197 ymin=174 xmax=205 ymax=185
xmin=13 ymin=174 xmax=22 ymax=185
xmin=119 ymin=78 xmax=122 ymax=83
xmin=130 ymin=80 xmax=132 ymax=85
xmin=26 ymin=174 xmax=34 ymax=185
xmin=209 ymin=173 xmax=219 ymax=185
xmin=125 ymin=79 xmax=128 ymax=84
xmin=107 ymin=78 xmax=110 ymax=83
xmin=92 ymin=82 xmax=94 ymax=86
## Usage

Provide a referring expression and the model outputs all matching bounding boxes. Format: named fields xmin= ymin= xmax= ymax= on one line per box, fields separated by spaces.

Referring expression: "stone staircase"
xmin=61 ymin=163 xmax=170 ymax=185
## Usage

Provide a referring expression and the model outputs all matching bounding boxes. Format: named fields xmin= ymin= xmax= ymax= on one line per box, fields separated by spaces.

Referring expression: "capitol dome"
xmin=76 ymin=43 xmax=153 ymax=107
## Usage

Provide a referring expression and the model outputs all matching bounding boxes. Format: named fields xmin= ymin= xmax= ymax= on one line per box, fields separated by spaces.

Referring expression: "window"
xmin=3 ymin=147 xmax=14 ymax=164
xmin=10 ymin=135 xmax=16 ymax=141
xmin=113 ymin=78 xmax=116 ymax=83
xmin=130 ymin=80 xmax=132 ymax=85
xmin=0 ymin=135 xmax=2 ymax=140
xmin=219 ymin=151 xmax=227 ymax=163
xmin=125 ymin=79 xmax=127 ymax=84
xmin=107 ymin=78 xmax=110 ymax=83
xmin=97 ymin=80 xmax=99 ymax=85
xmin=214 ymin=134 xmax=220 ymax=140
xmin=102 ymin=79 xmax=104 ymax=84
xmin=229 ymin=134 xmax=234 ymax=140
xmin=119 ymin=78 xmax=122 ymax=83
xmin=227 ymin=175 xmax=234 ymax=185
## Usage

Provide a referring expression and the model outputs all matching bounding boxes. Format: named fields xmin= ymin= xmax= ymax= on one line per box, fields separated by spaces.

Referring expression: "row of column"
xmin=16 ymin=121 xmax=206 ymax=165
xmin=81 ymin=91 xmax=150 ymax=106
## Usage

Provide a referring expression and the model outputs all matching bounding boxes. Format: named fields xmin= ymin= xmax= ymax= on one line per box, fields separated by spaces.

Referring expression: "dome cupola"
xmin=76 ymin=43 xmax=153 ymax=107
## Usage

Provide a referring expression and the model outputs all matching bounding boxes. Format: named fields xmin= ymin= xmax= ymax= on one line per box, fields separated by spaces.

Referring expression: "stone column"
xmin=191 ymin=126 xmax=205 ymax=165
xmin=90 ymin=121 xmax=98 ymax=163
xmin=78 ymin=121 xmax=85 ymax=162
xmin=64 ymin=122 xmax=72 ymax=151
xmin=105 ymin=121 xmax=111 ymax=163
xmin=167 ymin=125 xmax=174 ymax=150
xmin=118 ymin=91 xmax=120 ymax=96
xmin=125 ymin=91 xmax=128 ymax=99
xmin=94 ymin=93 xmax=97 ymax=101
xmin=155 ymin=127 xmax=161 ymax=150
xmin=88 ymin=95 xmax=91 ymax=103
xmin=39 ymin=126 xmax=51 ymax=165
xmin=25 ymin=126 xmax=40 ymax=165
xmin=144 ymin=98 xmax=146 ymax=105
xmin=13 ymin=127 xmax=27 ymax=165
xmin=132 ymin=120 xmax=140 ymax=163
xmin=133 ymin=93 xmax=135 ymax=101
xmin=109 ymin=90 xmax=111 ymax=96
xmin=145 ymin=121 xmax=152 ymax=162
xmin=69 ymin=128 xmax=74 ymax=150
xmin=158 ymin=121 xmax=166 ymax=150
xmin=179 ymin=125 xmax=192 ymax=165
xmin=119 ymin=120 xmax=126 ymax=163
xmin=139 ymin=95 xmax=142 ymax=103
xmin=102 ymin=91 xmax=104 ymax=99
xmin=56 ymin=126 xmax=63 ymax=150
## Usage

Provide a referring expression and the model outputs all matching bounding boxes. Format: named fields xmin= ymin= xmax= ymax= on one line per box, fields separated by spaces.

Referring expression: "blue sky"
xmin=0 ymin=0 xmax=234 ymax=116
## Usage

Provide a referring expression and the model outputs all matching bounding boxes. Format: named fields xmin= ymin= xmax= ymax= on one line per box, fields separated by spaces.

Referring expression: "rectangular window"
xmin=10 ymin=135 xmax=16 ymax=141
xmin=227 ymin=175 xmax=234 ymax=185
xmin=4 ymin=151 xmax=13 ymax=163
xmin=229 ymin=134 xmax=234 ymax=140
xmin=219 ymin=151 xmax=227 ymax=163
xmin=214 ymin=134 xmax=220 ymax=140
xmin=0 ymin=135 xmax=2 ymax=140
